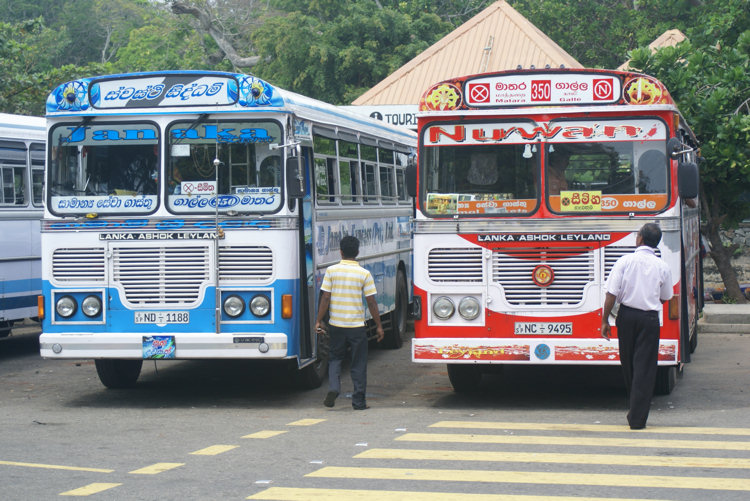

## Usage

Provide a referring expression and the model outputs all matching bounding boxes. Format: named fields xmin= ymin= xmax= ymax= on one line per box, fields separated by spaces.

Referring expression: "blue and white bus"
xmin=0 ymin=113 xmax=45 ymax=338
xmin=39 ymin=71 xmax=415 ymax=388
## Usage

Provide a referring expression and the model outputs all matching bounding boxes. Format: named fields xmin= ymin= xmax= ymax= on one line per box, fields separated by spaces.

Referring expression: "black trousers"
xmin=616 ymin=304 xmax=660 ymax=428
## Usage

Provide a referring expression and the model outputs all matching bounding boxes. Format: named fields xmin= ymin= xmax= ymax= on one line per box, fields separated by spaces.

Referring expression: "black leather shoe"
xmin=324 ymin=391 xmax=338 ymax=407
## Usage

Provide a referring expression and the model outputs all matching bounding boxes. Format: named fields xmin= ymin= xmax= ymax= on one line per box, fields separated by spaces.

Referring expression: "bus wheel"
xmin=382 ymin=271 xmax=407 ymax=349
xmin=0 ymin=321 xmax=11 ymax=338
xmin=654 ymin=366 xmax=677 ymax=395
xmin=447 ymin=364 xmax=482 ymax=393
xmin=95 ymin=359 xmax=143 ymax=389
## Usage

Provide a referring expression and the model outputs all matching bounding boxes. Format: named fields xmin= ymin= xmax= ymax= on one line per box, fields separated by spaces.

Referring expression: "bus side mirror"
xmin=286 ymin=156 xmax=305 ymax=199
xmin=406 ymin=160 xmax=417 ymax=198
xmin=678 ymin=160 xmax=699 ymax=199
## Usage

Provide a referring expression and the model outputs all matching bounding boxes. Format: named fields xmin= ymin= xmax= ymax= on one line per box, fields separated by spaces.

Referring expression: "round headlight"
xmin=81 ymin=295 xmax=102 ymax=317
xmin=223 ymin=295 xmax=245 ymax=318
xmin=250 ymin=295 xmax=271 ymax=317
xmin=56 ymin=295 xmax=77 ymax=318
xmin=432 ymin=296 xmax=455 ymax=320
xmin=458 ymin=296 xmax=481 ymax=320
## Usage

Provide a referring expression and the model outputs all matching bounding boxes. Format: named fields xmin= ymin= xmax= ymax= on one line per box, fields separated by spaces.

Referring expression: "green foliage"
xmin=252 ymin=3 xmax=447 ymax=104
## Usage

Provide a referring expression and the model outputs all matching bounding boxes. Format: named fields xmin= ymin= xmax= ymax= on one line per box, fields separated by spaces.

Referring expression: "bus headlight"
xmin=56 ymin=295 xmax=77 ymax=318
xmin=81 ymin=295 xmax=102 ymax=317
xmin=458 ymin=297 xmax=481 ymax=320
xmin=223 ymin=295 xmax=245 ymax=318
xmin=432 ymin=296 xmax=455 ymax=320
xmin=250 ymin=295 xmax=271 ymax=317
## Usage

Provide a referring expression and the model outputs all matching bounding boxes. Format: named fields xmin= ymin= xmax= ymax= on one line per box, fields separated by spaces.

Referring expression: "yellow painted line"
xmin=247 ymin=486 xmax=666 ymax=501
xmin=396 ymin=432 xmax=750 ymax=451
xmin=243 ymin=430 xmax=288 ymax=439
xmin=431 ymin=421 xmax=750 ymax=437
xmin=60 ymin=483 xmax=121 ymax=496
xmin=356 ymin=448 xmax=750 ymax=469
xmin=287 ymin=418 xmax=326 ymax=426
xmin=129 ymin=462 xmax=184 ymax=474
xmin=190 ymin=445 xmax=239 ymax=456
xmin=0 ymin=460 xmax=113 ymax=473
xmin=307 ymin=466 xmax=750 ymax=491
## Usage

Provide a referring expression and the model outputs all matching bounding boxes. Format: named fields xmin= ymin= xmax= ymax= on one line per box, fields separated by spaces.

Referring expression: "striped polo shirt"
xmin=320 ymin=259 xmax=377 ymax=328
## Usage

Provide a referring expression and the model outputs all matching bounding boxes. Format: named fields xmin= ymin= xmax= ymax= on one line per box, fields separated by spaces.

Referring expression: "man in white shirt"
xmin=601 ymin=223 xmax=673 ymax=429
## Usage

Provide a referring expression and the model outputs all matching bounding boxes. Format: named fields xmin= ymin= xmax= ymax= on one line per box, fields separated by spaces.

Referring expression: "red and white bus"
xmin=409 ymin=68 xmax=701 ymax=394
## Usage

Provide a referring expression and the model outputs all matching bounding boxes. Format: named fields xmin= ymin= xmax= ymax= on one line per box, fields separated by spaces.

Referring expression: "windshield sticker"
xmin=426 ymin=120 xmax=666 ymax=146
xmin=52 ymin=195 xmax=156 ymax=213
xmin=559 ymin=191 xmax=602 ymax=212
xmin=426 ymin=193 xmax=457 ymax=214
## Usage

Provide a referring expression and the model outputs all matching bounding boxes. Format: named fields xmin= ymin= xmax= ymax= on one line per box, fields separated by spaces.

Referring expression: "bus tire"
xmin=447 ymin=364 xmax=482 ymax=393
xmin=95 ymin=359 xmax=143 ymax=389
xmin=654 ymin=365 xmax=677 ymax=395
xmin=382 ymin=270 xmax=407 ymax=349
xmin=0 ymin=321 xmax=11 ymax=338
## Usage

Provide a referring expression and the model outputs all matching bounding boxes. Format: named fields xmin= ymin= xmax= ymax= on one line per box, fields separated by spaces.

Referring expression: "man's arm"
xmin=315 ymin=290 xmax=331 ymax=333
xmin=365 ymin=295 xmax=384 ymax=342
xmin=601 ymin=292 xmax=616 ymax=339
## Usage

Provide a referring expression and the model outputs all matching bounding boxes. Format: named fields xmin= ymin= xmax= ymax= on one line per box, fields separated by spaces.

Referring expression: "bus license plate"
xmin=134 ymin=311 xmax=190 ymax=324
xmin=515 ymin=322 xmax=573 ymax=335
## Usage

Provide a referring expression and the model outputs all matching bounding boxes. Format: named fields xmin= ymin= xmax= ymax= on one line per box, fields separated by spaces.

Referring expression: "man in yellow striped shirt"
xmin=315 ymin=235 xmax=384 ymax=410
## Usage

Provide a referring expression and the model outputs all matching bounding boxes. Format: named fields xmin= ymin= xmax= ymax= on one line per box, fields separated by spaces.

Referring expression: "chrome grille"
xmin=428 ymin=247 xmax=483 ymax=282
xmin=218 ymin=246 xmax=273 ymax=281
xmin=492 ymin=247 xmax=595 ymax=306
xmin=604 ymin=246 xmax=660 ymax=281
xmin=52 ymin=248 xmax=105 ymax=282
xmin=112 ymin=246 xmax=210 ymax=306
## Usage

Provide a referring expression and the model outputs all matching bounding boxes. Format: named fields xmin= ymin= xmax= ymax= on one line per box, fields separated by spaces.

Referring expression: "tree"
xmin=627 ymin=0 xmax=750 ymax=302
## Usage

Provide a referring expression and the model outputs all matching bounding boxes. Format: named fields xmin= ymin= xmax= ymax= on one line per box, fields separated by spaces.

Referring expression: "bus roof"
xmin=0 ymin=113 xmax=45 ymax=140
xmin=45 ymin=70 xmax=415 ymax=147
xmin=418 ymin=68 xmax=677 ymax=113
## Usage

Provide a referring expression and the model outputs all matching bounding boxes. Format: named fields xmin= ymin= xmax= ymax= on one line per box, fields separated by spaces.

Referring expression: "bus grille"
xmin=112 ymin=246 xmax=209 ymax=306
xmin=604 ymin=246 xmax=660 ymax=281
xmin=428 ymin=247 xmax=483 ymax=282
xmin=52 ymin=248 xmax=106 ymax=282
xmin=492 ymin=247 xmax=594 ymax=306
xmin=218 ymin=246 xmax=273 ymax=281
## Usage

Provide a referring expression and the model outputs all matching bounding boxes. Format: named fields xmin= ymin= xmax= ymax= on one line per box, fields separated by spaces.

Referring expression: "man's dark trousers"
xmin=616 ymin=305 xmax=660 ymax=428
xmin=327 ymin=324 xmax=368 ymax=409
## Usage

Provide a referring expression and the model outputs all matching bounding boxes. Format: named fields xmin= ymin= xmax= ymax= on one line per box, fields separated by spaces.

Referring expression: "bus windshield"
xmin=49 ymin=122 xmax=159 ymax=215
xmin=545 ymin=118 xmax=669 ymax=213
xmin=422 ymin=141 xmax=539 ymax=216
xmin=166 ymin=120 xmax=283 ymax=214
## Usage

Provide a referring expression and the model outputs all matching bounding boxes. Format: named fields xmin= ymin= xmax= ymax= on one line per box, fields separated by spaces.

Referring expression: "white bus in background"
xmin=39 ymin=71 xmax=415 ymax=389
xmin=0 ymin=113 xmax=45 ymax=338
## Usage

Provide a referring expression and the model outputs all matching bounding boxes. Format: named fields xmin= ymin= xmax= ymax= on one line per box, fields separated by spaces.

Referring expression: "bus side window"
xmin=380 ymin=165 xmax=395 ymax=203
xmin=396 ymin=168 xmax=408 ymax=202
xmin=314 ymin=156 xmax=335 ymax=204
xmin=30 ymin=143 xmax=45 ymax=206
xmin=362 ymin=163 xmax=377 ymax=203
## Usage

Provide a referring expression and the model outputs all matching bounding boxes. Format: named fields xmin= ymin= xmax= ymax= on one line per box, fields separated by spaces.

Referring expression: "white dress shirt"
xmin=606 ymin=245 xmax=673 ymax=312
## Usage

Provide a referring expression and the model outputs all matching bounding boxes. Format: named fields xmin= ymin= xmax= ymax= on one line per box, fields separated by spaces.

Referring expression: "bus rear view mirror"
xmin=286 ymin=156 xmax=305 ymax=199
xmin=678 ymin=161 xmax=699 ymax=199
xmin=406 ymin=161 xmax=417 ymax=198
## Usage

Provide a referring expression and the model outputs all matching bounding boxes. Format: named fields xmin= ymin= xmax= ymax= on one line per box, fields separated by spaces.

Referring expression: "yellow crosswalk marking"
xmin=0 ymin=460 xmax=112 ymax=473
xmin=431 ymin=421 xmax=750 ymax=436
xmin=243 ymin=430 xmax=288 ymax=439
xmin=287 ymin=418 xmax=326 ymax=426
xmin=396 ymin=432 xmax=750 ymax=451
xmin=129 ymin=462 xmax=184 ymax=474
xmin=247 ymin=486 xmax=667 ymax=500
xmin=60 ymin=483 xmax=122 ymax=496
xmin=307 ymin=466 xmax=750 ymax=491
xmin=356 ymin=448 xmax=750 ymax=469
xmin=190 ymin=445 xmax=238 ymax=455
